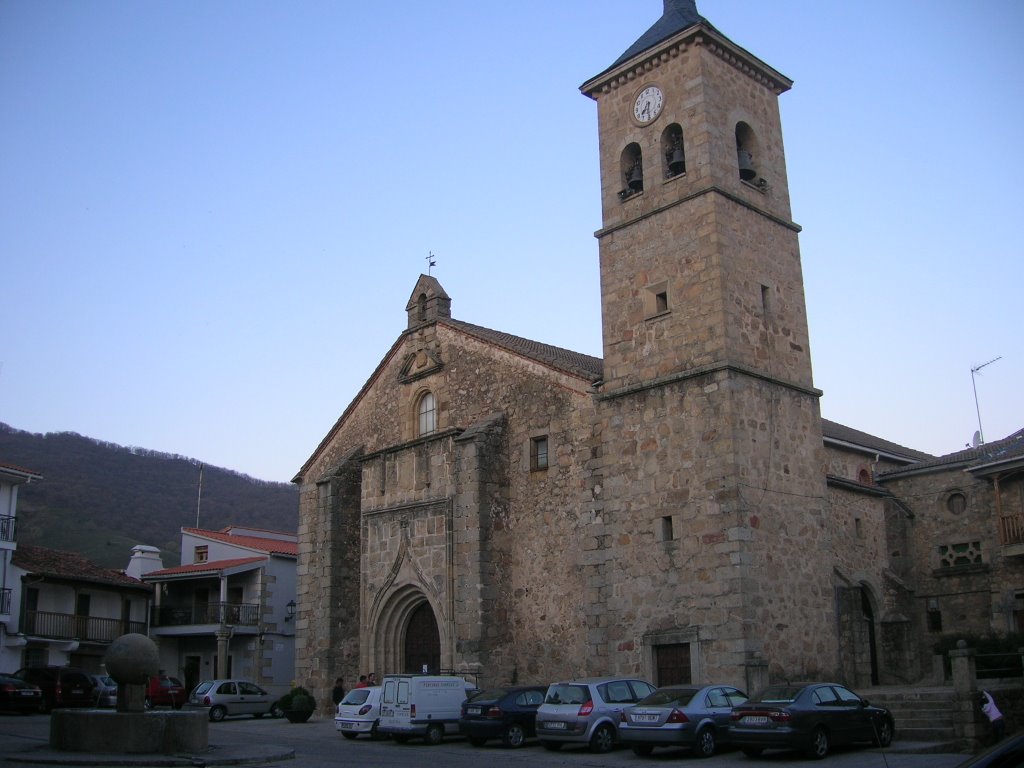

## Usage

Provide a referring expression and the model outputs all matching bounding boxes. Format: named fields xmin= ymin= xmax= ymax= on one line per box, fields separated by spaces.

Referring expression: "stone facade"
xmin=292 ymin=0 xmax=1023 ymax=711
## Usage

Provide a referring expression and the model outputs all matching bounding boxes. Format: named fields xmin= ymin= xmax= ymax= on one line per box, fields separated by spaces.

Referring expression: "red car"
xmin=146 ymin=674 xmax=186 ymax=709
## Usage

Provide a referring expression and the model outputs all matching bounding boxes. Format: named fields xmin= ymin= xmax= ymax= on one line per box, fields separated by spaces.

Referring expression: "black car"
xmin=460 ymin=685 xmax=547 ymax=748
xmin=729 ymin=682 xmax=894 ymax=759
xmin=956 ymin=733 xmax=1024 ymax=767
xmin=0 ymin=674 xmax=43 ymax=714
xmin=14 ymin=666 xmax=95 ymax=713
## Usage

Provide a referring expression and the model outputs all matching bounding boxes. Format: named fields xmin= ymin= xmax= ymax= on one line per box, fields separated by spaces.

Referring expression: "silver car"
xmin=619 ymin=684 xmax=747 ymax=757
xmin=186 ymin=679 xmax=279 ymax=722
xmin=536 ymin=676 xmax=656 ymax=753
xmin=90 ymin=674 xmax=118 ymax=708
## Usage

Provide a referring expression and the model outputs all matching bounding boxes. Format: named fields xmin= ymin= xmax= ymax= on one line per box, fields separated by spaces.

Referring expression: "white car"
xmin=335 ymin=686 xmax=383 ymax=739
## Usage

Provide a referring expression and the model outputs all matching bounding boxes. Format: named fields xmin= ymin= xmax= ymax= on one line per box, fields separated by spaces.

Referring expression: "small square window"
xmin=660 ymin=516 xmax=674 ymax=541
xmin=194 ymin=546 xmax=208 ymax=564
xmin=530 ymin=436 xmax=549 ymax=471
xmin=655 ymin=291 xmax=668 ymax=313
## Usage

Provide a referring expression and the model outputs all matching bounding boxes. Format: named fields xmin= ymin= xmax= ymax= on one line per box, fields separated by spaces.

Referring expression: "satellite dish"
xmin=972 ymin=431 xmax=982 ymax=448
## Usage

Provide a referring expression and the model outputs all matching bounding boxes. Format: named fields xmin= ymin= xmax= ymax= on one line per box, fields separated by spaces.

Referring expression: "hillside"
xmin=0 ymin=423 xmax=298 ymax=569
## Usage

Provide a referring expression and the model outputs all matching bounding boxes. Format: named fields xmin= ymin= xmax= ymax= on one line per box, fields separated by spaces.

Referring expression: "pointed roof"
xmin=609 ymin=0 xmax=707 ymax=70
xmin=877 ymin=428 xmax=1024 ymax=481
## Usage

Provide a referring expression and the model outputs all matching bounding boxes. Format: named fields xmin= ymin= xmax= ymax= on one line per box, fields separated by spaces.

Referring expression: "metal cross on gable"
xmin=425 ymin=251 xmax=437 ymax=275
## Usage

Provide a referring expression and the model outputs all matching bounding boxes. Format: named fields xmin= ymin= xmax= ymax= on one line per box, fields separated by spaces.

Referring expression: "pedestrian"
xmin=355 ymin=675 xmax=368 ymax=689
xmin=367 ymin=672 xmax=377 ymax=687
xmin=981 ymin=690 xmax=1005 ymax=744
xmin=331 ymin=677 xmax=345 ymax=706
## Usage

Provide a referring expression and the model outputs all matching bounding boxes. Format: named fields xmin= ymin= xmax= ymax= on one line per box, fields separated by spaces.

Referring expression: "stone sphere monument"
xmin=49 ymin=633 xmax=208 ymax=755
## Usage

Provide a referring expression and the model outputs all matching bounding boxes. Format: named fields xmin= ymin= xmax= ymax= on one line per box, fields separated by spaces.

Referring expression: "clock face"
xmin=633 ymin=85 xmax=664 ymax=124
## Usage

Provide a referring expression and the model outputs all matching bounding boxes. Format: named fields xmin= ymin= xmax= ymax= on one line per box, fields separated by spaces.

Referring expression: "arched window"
xmin=417 ymin=293 xmax=427 ymax=322
xmin=663 ymin=123 xmax=685 ymax=178
xmin=417 ymin=391 xmax=436 ymax=436
xmin=619 ymin=143 xmax=644 ymax=199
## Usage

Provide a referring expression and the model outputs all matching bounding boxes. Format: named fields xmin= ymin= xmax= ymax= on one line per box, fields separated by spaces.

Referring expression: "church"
xmin=292 ymin=0 xmax=1024 ymax=704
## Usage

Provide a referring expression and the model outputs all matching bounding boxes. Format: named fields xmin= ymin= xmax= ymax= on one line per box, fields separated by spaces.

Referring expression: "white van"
xmin=377 ymin=674 xmax=475 ymax=744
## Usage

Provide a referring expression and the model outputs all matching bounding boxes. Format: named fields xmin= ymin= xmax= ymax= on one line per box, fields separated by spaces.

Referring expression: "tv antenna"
xmin=970 ymin=356 xmax=1002 ymax=446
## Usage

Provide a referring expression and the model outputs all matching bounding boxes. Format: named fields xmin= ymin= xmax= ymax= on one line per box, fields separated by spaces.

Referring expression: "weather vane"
xmin=426 ymin=251 xmax=437 ymax=275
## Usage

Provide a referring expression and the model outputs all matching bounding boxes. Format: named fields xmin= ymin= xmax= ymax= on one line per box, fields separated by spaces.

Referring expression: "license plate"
xmin=545 ymin=721 xmax=566 ymax=730
xmin=633 ymin=714 xmax=659 ymax=723
xmin=340 ymin=722 xmax=353 ymax=729
xmin=71 ymin=689 xmax=83 ymax=694
xmin=742 ymin=716 xmax=769 ymax=725
xmin=468 ymin=706 xmax=481 ymax=715
xmin=19 ymin=691 xmax=35 ymax=696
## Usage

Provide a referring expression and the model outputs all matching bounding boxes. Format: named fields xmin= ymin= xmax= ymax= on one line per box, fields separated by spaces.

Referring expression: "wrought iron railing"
xmin=0 ymin=514 xmax=15 ymax=543
xmin=151 ymin=601 xmax=260 ymax=628
xmin=21 ymin=611 xmax=146 ymax=642
xmin=0 ymin=588 xmax=10 ymax=615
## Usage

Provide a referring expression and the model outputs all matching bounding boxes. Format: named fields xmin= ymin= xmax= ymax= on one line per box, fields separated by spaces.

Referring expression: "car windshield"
xmin=755 ymin=685 xmax=803 ymax=704
xmin=341 ymin=689 xmax=370 ymax=705
xmin=193 ymin=682 xmax=214 ymax=695
xmin=545 ymin=685 xmax=588 ymax=705
xmin=96 ymin=676 xmax=114 ymax=686
xmin=637 ymin=688 xmax=699 ymax=707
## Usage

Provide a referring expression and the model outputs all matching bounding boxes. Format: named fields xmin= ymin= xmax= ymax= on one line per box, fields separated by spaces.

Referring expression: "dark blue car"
xmin=460 ymin=685 xmax=547 ymax=748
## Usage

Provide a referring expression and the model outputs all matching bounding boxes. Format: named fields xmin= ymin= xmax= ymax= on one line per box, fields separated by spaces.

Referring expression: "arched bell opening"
xmin=619 ymin=143 xmax=644 ymax=199
xmin=735 ymin=121 xmax=760 ymax=182
xmin=662 ymin=123 xmax=686 ymax=179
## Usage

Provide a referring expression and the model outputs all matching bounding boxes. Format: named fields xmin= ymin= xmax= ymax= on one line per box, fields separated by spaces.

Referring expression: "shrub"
xmin=278 ymin=686 xmax=314 ymax=711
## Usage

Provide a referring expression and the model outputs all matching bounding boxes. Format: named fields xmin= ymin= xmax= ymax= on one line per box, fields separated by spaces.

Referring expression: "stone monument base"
xmin=50 ymin=709 xmax=208 ymax=754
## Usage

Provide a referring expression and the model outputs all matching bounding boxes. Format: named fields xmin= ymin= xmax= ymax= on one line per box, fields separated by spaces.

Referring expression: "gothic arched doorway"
xmin=404 ymin=601 xmax=440 ymax=673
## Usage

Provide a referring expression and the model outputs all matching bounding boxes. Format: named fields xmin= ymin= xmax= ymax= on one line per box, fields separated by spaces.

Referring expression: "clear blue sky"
xmin=1 ymin=1 xmax=1020 ymax=483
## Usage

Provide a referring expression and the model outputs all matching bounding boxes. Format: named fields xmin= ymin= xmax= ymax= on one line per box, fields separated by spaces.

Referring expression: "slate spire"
xmin=607 ymin=0 xmax=707 ymax=70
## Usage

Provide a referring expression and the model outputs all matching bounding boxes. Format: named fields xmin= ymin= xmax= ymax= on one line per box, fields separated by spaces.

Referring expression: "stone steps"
xmin=867 ymin=689 xmax=957 ymax=743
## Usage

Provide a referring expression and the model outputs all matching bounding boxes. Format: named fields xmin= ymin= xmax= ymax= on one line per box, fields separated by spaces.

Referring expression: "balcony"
xmin=1000 ymin=514 xmax=1024 ymax=557
xmin=150 ymin=601 xmax=260 ymax=628
xmin=0 ymin=514 xmax=15 ymax=546
xmin=22 ymin=611 xmax=147 ymax=643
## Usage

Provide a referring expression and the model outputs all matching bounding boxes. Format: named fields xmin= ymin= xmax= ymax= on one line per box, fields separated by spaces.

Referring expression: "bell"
xmin=667 ymin=148 xmax=686 ymax=175
xmin=627 ymin=163 xmax=644 ymax=191
xmin=737 ymin=149 xmax=757 ymax=181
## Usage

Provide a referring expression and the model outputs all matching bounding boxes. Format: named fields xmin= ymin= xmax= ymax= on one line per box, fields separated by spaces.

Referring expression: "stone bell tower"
xmin=580 ymin=0 xmax=835 ymax=685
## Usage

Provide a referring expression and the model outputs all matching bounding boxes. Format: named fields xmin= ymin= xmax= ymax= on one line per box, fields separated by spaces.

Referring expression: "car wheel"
xmin=742 ymin=746 xmax=764 ymax=758
xmin=503 ymin=723 xmax=526 ymax=748
xmin=695 ymin=726 xmax=717 ymax=758
xmin=209 ymin=705 xmax=227 ymax=722
xmin=270 ymin=703 xmax=284 ymax=718
xmin=468 ymin=737 xmax=487 ymax=747
xmin=341 ymin=732 xmax=358 ymax=740
xmin=424 ymin=723 xmax=444 ymax=745
xmin=632 ymin=745 xmax=654 ymax=756
xmin=370 ymin=720 xmax=381 ymax=740
xmin=873 ymin=718 xmax=894 ymax=747
xmin=589 ymin=724 xmax=615 ymax=754
xmin=806 ymin=726 xmax=829 ymax=759
xmin=541 ymin=740 xmax=562 ymax=751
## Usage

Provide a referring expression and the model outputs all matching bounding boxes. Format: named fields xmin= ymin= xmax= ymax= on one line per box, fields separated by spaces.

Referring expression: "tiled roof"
xmin=822 ymin=419 xmax=934 ymax=463
xmin=182 ymin=527 xmax=297 ymax=557
xmin=0 ymin=461 xmax=43 ymax=481
xmin=12 ymin=544 xmax=150 ymax=591
xmin=443 ymin=319 xmax=603 ymax=382
xmin=878 ymin=428 xmax=1024 ymax=480
xmin=144 ymin=556 xmax=267 ymax=578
